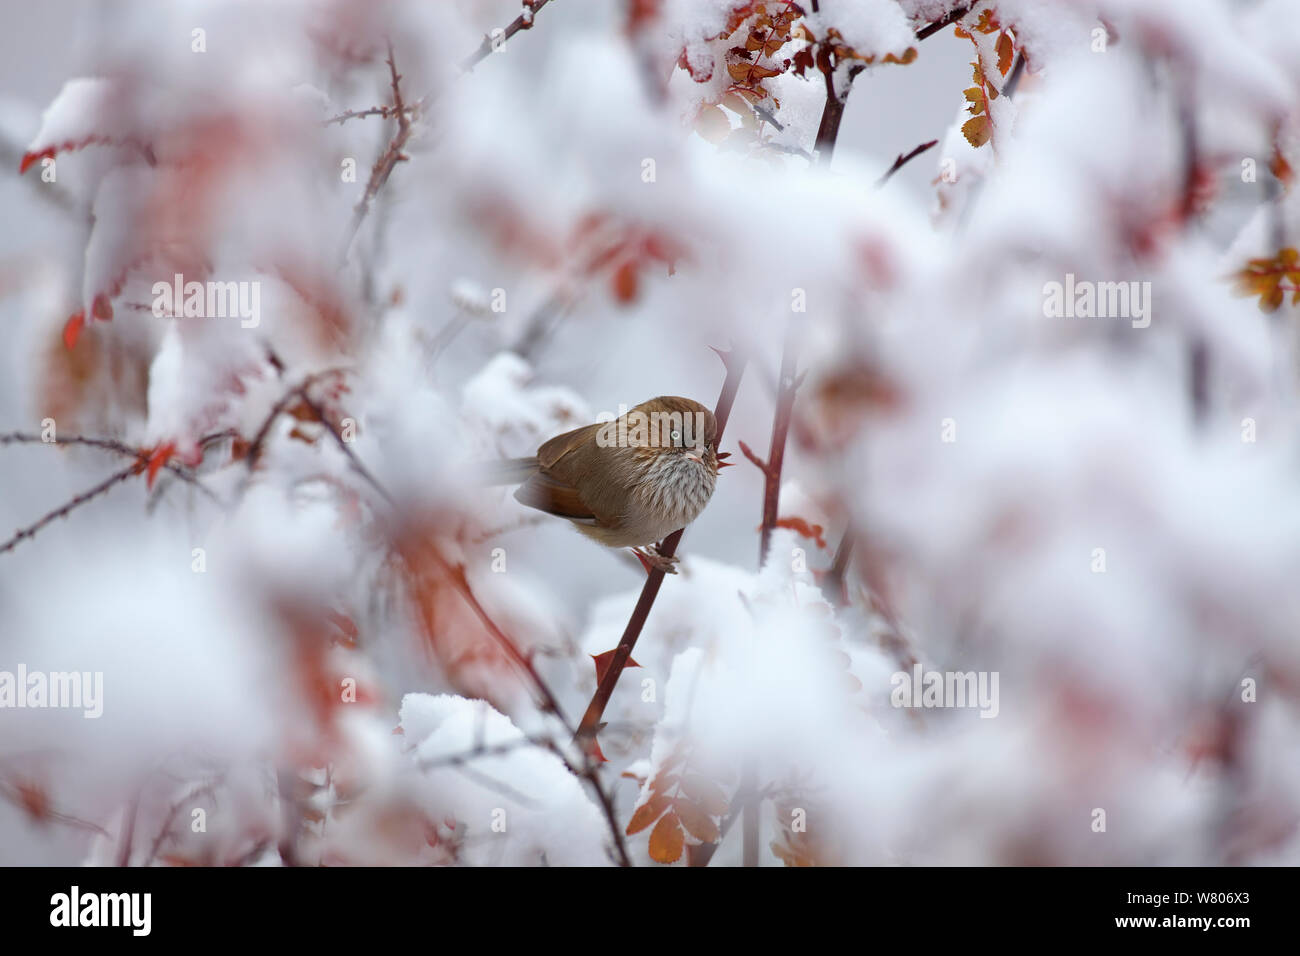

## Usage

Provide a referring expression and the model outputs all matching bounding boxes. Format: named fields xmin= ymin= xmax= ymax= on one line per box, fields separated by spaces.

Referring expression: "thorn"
xmin=737 ymin=440 xmax=767 ymax=471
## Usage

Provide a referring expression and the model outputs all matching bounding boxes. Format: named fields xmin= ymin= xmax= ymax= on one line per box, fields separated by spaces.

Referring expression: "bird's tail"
xmin=474 ymin=456 xmax=539 ymax=486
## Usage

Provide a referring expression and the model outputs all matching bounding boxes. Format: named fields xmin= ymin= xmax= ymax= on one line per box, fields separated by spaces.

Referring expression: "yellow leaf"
xmin=648 ymin=812 xmax=685 ymax=863
xmin=962 ymin=114 xmax=992 ymax=148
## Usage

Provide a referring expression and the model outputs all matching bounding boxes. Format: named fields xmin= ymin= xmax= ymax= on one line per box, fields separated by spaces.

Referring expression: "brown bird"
xmin=482 ymin=396 xmax=722 ymax=573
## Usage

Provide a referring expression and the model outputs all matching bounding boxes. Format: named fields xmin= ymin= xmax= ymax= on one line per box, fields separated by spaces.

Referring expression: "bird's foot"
xmin=632 ymin=545 xmax=679 ymax=575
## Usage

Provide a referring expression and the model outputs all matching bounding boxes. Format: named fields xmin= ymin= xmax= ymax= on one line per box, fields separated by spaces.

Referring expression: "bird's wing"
xmin=514 ymin=470 xmax=599 ymax=523
xmin=535 ymin=422 xmax=602 ymax=469
xmin=518 ymin=422 xmax=617 ymax=525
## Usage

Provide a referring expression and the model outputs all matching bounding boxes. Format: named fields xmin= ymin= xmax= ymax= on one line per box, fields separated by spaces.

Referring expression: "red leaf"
xmin=61 ymin=311 xmax=85 ymax=350
xmin=145 ymin=442 xmax=175 ymax=490
xmin=591 ymin=649 xmax=640 ymax=684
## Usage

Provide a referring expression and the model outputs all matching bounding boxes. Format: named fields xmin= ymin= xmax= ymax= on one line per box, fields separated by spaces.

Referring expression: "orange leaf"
xmin=626 ymin=792 xmax=671 ymax=835
xmin=648 ymin=811 xmax=684 ymax=863
xmin=996 ymin=32 xmax=1014 ymax=76
xmin=591 ymin=649 xmax=640 ymax=684
xmin=62 ymin=311 xmax=85 ymax=350
xmin=675 ymin=799 xmax=721 ymax=843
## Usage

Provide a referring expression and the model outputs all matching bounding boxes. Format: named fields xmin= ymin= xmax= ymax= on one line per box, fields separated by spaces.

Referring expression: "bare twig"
xmin=876 ymin=140 xmax=939 ymax=187
xmin=341 ymin=41 xmax=417 ymax=259
xmin=461 ymin=0 xmax=555 ymax=73
xmin=321 ymin=104 xmax=417 ymax=127
xmin=0 ymin=431 xmax=219 ymax=503
xmin=0 ymin=462 xmax=143 ymax=556
xmin=824 ymin=524 xmax=856 ymax=608
xmin=574 ymin=346 xmax=748 ymax=754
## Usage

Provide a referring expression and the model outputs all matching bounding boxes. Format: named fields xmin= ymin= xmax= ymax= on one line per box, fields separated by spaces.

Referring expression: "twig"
xmin=573 ymin=346 xmax=748 ymax=754
xmin=0 ymin=779 xmax=111 ymax=838
xmin=915 ymin=2 xmax=980 ymax=41
xmin=876 ymin=140 xmax=938 ymax=187
xmin=461 ymin=0 xmax=554 ymax=73
xmin=824 ymin=524 xmax=856 ymax=607
xmin=341 ymin=41 xmax=417 ymax=260
xmin=733 ymin=330 xmax=801 ymax=865
xmin=432 ymin=556 xmax=631 ymax=867
xmin=0 ymin=431 xmax=219 ymax=503
xmin=0 ymin=462 xmax=143 ymax=556
xmin=737 ymin=330 xmax=803 ymax=566
xmin=116 ymin=789 xmax=141 ymax=867
xmin=145 ymin=778 xmax=222 ymax=865
xmin=321 ymin=104 xmax=417 ymax=127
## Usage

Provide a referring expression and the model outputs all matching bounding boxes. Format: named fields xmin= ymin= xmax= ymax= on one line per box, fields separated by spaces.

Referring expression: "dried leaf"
xmin=695 ymin=104 xmax=731 ymax=144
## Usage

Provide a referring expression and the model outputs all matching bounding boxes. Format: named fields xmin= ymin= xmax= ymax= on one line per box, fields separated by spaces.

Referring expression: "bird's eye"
xmin=670 ymin=429 xmax=682 ymax=443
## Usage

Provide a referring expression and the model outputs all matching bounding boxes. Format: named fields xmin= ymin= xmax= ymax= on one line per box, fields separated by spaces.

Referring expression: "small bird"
xmin=482 ymin=396 xmax=722 ymax=573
